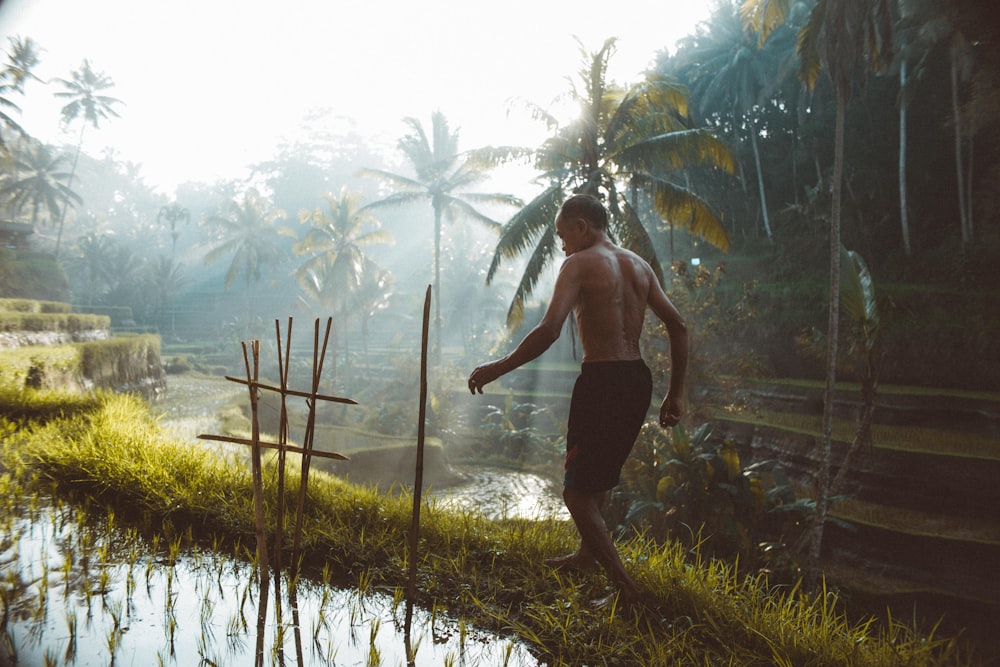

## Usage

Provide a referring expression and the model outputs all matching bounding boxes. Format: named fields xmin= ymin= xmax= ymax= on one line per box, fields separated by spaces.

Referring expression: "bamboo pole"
xmin=274 ymin=318 xmax=292 ymax=578
xmin=405 ymin=285 xmax=432 ymax=640
xmin=197 ymin=434 xmax=348 ymax=461
xmin=272 ymin=318 xmax=290 ymax=665
xmin=223 ymin=376 xmax=358 ymax=404
xmin=290 ymin=318 xmax=333 ymax=574
xmin=241 ymin=339 xmax=269 ymax=667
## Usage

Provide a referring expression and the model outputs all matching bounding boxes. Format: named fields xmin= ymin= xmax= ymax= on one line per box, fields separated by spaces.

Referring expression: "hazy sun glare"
xmin=0 ymin=0 xmax=714 ymax=193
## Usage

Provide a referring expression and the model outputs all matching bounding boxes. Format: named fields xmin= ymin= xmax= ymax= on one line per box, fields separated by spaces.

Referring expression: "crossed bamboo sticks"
xmin=197 ymin=285 xmax=433 ymax=666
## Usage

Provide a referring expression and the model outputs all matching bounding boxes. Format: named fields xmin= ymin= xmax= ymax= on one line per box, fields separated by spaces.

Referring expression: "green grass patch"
xmin=0 ymin=391 xmax=978 ymax=666
xmin=0 ymin=311 xmax=109 ymax=333
xmin=0 ymin=297 xmax=72 ymax=314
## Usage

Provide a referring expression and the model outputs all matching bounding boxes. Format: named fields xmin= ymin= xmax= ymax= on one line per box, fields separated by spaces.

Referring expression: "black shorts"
xmin=564 ymin=359 xmax=652 ymax=492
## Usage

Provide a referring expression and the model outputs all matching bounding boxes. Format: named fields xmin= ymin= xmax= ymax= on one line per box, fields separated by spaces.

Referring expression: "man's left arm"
xmin=646 ymin=272 xmax=688 ymax=426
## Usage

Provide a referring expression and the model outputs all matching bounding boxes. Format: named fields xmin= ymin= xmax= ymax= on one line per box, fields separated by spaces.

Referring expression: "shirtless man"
xmin=468 ymin=193 xmax=688 ymax=605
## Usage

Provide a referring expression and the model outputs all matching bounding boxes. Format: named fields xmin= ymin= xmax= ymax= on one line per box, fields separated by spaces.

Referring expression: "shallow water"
xmin=2 ymin=503 xmax=538 ymax=667
xmin=152 ymin=373 xmax=569 ymax=522
xmin=431 ymin=470 xmax=568 ymax=521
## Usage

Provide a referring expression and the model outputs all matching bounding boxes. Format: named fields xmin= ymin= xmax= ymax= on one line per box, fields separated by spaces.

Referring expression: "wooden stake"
xmin=405 ymin=285 xmax=432 ymax=638
xmin=241 ymin=339 xmax=269 ymax=667
xmin=290 ymin=318 xmax=333 ymax=574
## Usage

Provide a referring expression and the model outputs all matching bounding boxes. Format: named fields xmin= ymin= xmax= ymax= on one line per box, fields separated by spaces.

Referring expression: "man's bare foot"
xmin=543 ymin=552 xmax=599 ymax=573
xmin=590 ymin=588 xmax=640 ymax=611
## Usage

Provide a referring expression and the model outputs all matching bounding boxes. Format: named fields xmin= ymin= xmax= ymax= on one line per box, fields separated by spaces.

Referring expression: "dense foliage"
xmin=1 ymin=1 xmax=995 ymax=390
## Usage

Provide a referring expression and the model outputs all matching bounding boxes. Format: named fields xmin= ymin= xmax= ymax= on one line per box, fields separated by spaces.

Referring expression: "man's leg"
xmin=543 ymin=541 xmax=598 ymax=572
xmin=561 ymin=486 xmax=640 ymax=602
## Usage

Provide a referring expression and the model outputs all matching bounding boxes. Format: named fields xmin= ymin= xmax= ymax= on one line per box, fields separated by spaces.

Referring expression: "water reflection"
xmin=2 ymin=503 xmax=539 ymax=666
xmin=431 ymin=469 xmax=569 ymax=521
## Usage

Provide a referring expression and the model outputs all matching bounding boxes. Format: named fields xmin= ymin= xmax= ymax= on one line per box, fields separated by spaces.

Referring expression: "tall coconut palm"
xmin=157 ymin=202 xmax=190 ymax=259
xmin=204 ymin=188 xmax=287 ymax=331
xmin=895 ymin=0 xmax=975 ymax=252
xmin=487 ymin=38 xmax=735 ymax=330
xmin=0 ymin=141 xmax=81 ymax=229
xmin=359 ymin=111 xmax=522 ymax=355
xmin=742 ymin=0 xmax=893 ymax=588
xmin=0 ymin=36 xmax=40 ymax=147
xmin=674 ymin=1 xmax=799 ymax=241
xmin=52 ymin=59 xmax=122 ymax=256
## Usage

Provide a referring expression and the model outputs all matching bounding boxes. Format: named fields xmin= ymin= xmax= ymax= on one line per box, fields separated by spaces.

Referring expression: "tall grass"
xmin=0 ymin=392 xmax=981 ymax=665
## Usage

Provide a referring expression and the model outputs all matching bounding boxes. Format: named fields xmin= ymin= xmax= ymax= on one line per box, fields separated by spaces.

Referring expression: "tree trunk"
xmin=898 ymin=60 xmax=912 ymax=256
xmin=749 ymin=119 xmax=774 ymax=241
xmin=55 ymin=125 xmax=86 ymax=258
xmin=808 ymin=82 xmax=846 ymax=591
xmin=950 ymin=46 xmax=969 ymax=243
xmin=966 ymin=130 xmax=974 ymax=239
xmin=433 ymin=204 xmax=442 ymax=359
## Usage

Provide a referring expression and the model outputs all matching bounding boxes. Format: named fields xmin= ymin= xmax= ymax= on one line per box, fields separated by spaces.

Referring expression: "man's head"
xmin=558 ymin=194 xmax=608 ymax=231
xmin=555 ymin=194 xmax=608 ymax=256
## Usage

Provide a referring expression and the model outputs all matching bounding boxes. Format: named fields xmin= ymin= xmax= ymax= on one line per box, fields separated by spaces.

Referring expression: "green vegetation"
xmin=0 ymin=297 xmax=72 ymax=314
xmin=0 ymin=311 xmax=109 ymax=333
xmin=0 ymin=250 xmax=69 ymax=302
xmin=0 ymin=333 xmax=162 ymax=393
xmin=0 ymin=390 xmax=980 ymax=665
xmin=705 ymin=407 xmax=1000 ymax=462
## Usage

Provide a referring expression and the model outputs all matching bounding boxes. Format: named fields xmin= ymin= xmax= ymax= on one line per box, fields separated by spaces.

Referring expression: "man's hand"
xmin=468 ymin=361 xmax=502 ymax=394
xmin=659 ymin=393 xmax=682 ymax=428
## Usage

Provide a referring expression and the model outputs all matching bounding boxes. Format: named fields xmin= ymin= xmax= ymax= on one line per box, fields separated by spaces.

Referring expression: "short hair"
xmin=560 ymin=194 xmax=608 ymax=231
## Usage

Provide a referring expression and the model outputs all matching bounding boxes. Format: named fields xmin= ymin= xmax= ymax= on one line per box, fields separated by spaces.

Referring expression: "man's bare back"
xmin=563 ymin=241 xmax=654 ymax=363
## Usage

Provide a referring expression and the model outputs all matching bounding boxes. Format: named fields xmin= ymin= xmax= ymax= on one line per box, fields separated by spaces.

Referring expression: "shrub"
xmin=612 ymin=422 xmax=809 ymax=582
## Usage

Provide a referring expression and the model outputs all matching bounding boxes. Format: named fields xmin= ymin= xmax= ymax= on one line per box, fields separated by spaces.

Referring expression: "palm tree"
xmin=0 ymin=141 xmax=81 ymax=229
xmin=52 ymin=59 xmax=122 ymax=256
xmin=204 ymin=188 xmax=287 ymax=331
xmin=144 ymin=255 xmax=187 ymax=336
xmin=359 ymin=111 xmax=522 ymax=354
xmin=68 ymin=231 xmax=117 ymax=306
xmin=350 ymin=258 xmax=394 ymax=372
xmin=487 ymin=38 xmax=735 ymax=330
xmin=0 ymin=36 xmax=40 ymax=147
xmin=157 ymin=202 xmax=190 ymax=259
xmin=894 ymin=0 xmax=975 ymax=252
xmin=742 ymin=0 xmax=893 ymax=588
xmin=292 ymin=186 xmax=393 ymax=367
xmin=674 ymin=1 xmax=798 ymax=242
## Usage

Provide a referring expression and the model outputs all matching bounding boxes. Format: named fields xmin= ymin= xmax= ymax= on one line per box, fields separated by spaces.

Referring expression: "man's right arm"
xmin=468 ymin=257 xmax=581 ymax=394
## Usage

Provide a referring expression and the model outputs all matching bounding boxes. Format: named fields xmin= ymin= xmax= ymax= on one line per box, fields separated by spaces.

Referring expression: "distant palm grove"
xmin=0 ymin=0 xmax=996 ymax=394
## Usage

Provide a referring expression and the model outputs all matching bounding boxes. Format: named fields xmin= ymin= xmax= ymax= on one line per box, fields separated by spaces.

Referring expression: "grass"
xmin=0 ymin=390 xmax=985 ymax=666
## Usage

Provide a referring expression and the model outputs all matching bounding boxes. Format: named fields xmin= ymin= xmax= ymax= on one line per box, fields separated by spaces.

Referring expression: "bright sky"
xmin=0 ymin=0 xmax=714 ymax=194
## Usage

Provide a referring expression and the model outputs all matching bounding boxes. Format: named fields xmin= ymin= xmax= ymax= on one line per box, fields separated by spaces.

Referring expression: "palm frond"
xmin=504 ymin=223 xmax=559 ymax=331
xmin=356 ymin=190 xmax=428 ymax=211
xmin=740 ymin=0 xmax=794 ymax=45
xmin=486 ymin=185 xmax=563 ymax=285
xmin=617 ymin=198 xmax=665 ymax=286
xmin=840 ymin=246 xmax=878 ymax=331
xmin=644 ymin=176 xmax=731 ymax=253
xmin=463 ymin=145 xmax=534 ymax=170
xmin=441 ymin=196 xmax=507 ymax=231
xmin=356 ymin=167 xmax=425 ymax=192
